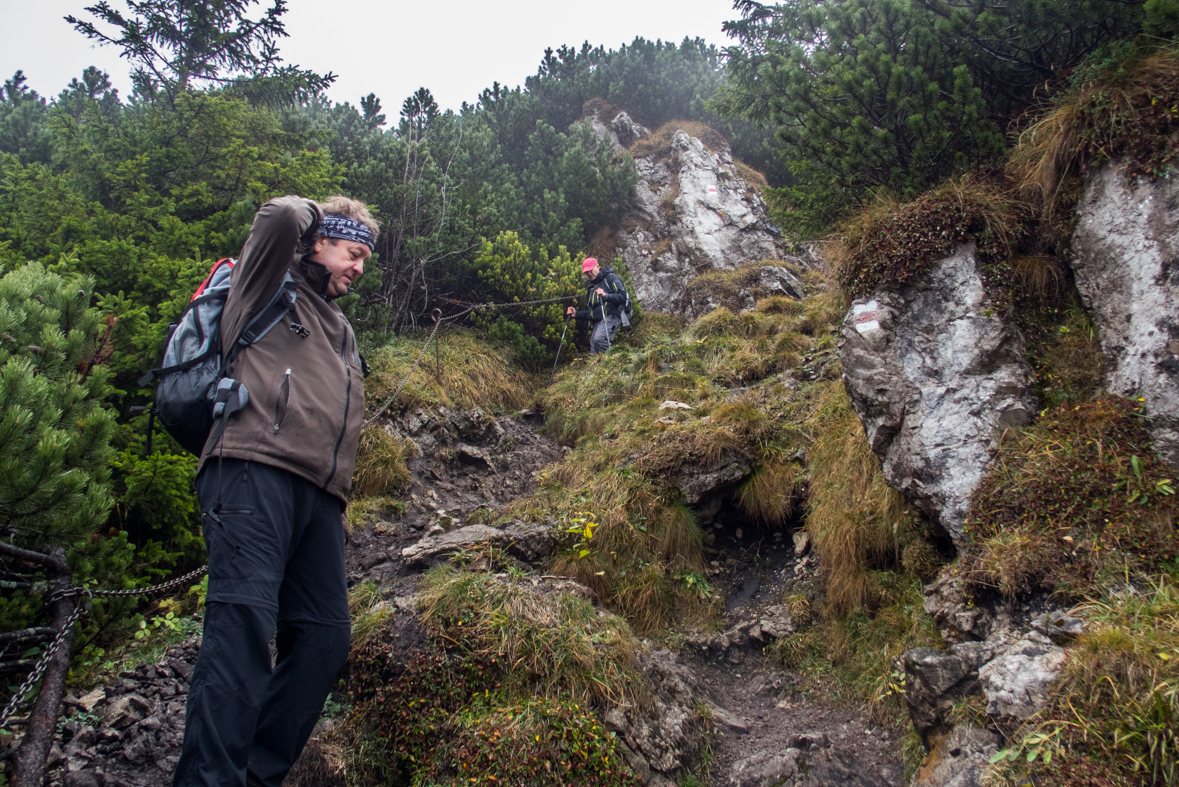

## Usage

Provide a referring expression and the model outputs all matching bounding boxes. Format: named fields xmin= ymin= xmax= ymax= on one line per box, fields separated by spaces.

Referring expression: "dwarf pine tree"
xmin=0 ymin=263 xmax=116 ymax=545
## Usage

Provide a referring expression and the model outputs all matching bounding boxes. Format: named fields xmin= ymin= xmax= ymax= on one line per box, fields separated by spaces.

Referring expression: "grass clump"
xmin=419 ymin=567 xmax=645 ymax=706
xmin=805 ymin=381 xmax=932 ymax=615
xmin=990 ymin=576 xmax=1179 ymax=787
xmin=964 ymin=397 xmax=1179 ymax=600
xmin=1008 ymin=43 xmax=1179 ymax=211
xmin=1025 ymin=297 xmax=1107 ymax=410
xmin=337 ymin=567 xmax=644 ymax=786
xmin=352 ymin=426 xmax=411 ymax=497
xmin=363 ymin=329 xmax=534 ymax=418
xmin=829 ymin=176 xmax=1024 ymax=301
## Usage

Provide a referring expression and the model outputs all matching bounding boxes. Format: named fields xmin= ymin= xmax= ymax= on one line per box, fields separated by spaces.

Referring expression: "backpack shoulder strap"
xmin=223 ymin=273 xmax=299 ymax=372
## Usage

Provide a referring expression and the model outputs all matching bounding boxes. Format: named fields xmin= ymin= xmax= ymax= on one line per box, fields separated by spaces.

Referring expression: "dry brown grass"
xmin=1011 ymin=255 xmax=1065 ymax=301
xmin=629 ymin=119 xmax=732 ymax=159
xmin=805 ymin=382 xmax=920 ymax=615
xmin=365 ymin=330 xmax=534 ymax=417
xmin=737 ymin=455 xmax=803 ymax=524
xmin=1007 ymin=45 xmax=1179 ymax=211
xmin=353 ymin=426 xmax=411 ymax=496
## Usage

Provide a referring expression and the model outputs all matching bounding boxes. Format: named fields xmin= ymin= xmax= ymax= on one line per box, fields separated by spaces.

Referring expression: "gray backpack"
xmin=139 ymin=258 xmax=298 ymax=456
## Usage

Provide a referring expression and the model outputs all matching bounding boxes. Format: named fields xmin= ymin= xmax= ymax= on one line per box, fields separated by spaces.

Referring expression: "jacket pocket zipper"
xmin=273 ymin=368 xmax=291 ymax=431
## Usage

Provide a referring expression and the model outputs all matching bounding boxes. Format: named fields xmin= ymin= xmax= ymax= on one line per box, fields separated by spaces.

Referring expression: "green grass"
xmin=989 ymin=573 xmax=1179 ymax=787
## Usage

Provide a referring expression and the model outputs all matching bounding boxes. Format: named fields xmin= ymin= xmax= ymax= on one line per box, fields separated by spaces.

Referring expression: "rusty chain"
xmin=0 ymin=597 xmax=88 ymax=731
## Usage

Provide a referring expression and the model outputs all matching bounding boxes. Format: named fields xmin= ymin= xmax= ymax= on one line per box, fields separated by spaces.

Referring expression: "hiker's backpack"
xmin=611 ymin=273 xmax=636 ymax=327
xmin=139 ymin=258 xmax=298 ymax=456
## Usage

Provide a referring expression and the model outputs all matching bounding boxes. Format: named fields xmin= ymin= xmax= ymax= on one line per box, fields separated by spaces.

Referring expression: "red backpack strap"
xmin=190 ymin=258 xmax=235 ymax=302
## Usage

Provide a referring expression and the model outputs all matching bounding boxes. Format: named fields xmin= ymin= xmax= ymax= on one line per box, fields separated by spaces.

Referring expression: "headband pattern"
xmin=320 ymin=214 xmax=376 ymax=251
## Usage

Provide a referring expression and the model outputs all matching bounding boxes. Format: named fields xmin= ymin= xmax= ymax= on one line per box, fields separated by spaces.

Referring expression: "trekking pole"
xmin=549 ymin=314 xmax=572 ymax=384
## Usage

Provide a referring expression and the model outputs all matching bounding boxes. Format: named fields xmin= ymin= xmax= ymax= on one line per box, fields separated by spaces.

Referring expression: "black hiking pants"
xmin=173 ymin=460 xmax=351 ymax=787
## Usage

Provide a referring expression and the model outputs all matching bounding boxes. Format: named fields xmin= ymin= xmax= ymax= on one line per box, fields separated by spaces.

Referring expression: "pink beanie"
xmin=581 ymin=257 xmax=598 ymax=273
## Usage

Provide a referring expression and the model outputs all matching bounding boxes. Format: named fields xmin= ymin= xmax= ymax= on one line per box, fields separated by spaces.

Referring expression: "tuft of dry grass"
xmin=364 ymin=330 xmax=534 ymax=418
xmin=1007 ymin=45 xmax=1179 ymax=212
xmin=805 ymin=382 xmax=922 ymax=615
xmin=629 ymin=119 xmax=732 ymax=159
xmin=353 ymin=426 xmax=411 ymax=497
xmin=737 ymin=454 xmax=803 ymax=524
xmin=420 ymin=568 xmax=646 ymax=706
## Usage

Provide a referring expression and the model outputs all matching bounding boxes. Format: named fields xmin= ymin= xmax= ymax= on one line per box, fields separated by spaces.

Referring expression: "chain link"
xmin=1 ymin=566 xmax=210 ymax=731
xmin=0 ymin=597 xmax=89 ymax=730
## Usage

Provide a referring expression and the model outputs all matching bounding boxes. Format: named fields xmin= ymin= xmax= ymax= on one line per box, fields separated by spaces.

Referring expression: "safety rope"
xmin=363 ymin=310 xmax=444 ymax=429
xmin=0 ymin=565 xmax=209 ymax=730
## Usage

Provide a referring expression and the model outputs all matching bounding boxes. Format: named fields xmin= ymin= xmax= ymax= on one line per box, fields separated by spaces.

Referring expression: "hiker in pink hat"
xmin=566 ymin=257 xmax=632 ymax=355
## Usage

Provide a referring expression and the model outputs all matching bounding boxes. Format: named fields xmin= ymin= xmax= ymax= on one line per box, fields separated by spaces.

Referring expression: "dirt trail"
xmin=691 ymin=531 xmax=904 ymax=787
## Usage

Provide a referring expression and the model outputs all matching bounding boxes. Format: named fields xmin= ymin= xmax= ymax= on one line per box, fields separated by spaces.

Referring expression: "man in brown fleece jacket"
xmin=173 ymin=195 xmax=376 ymax=787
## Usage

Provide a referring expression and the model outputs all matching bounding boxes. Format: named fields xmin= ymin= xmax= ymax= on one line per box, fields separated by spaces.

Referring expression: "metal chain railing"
xmin=0 ymin=565 xmax=209 ymax=731
xmin=0 ymin=600 xmax=89 ymax=730
xmin=362 ymin=294 xmax=576 ymax=429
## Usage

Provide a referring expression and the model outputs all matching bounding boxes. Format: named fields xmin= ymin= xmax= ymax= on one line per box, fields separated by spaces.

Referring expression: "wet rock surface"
xmin=839 ymin=244 xmax=1038 ymax=547
xmin=1071 ymin=161 xmax=1179 ymax=467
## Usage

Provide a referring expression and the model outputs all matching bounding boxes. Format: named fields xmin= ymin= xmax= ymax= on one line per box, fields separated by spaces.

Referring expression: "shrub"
xmin=829 ymin=177 xmax=1024 ymax=301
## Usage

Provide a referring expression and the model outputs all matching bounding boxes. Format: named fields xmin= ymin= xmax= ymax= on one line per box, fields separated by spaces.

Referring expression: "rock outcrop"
xmin=1071 ymin=162 xmax=1179 ymax=467
xmin=903 ymin=610 xmax=1082 ymax=787
xmin=839 ymin=244 xmax=1038 ymax=547
xmin=614 ymin=129 xmax=787 ymax=315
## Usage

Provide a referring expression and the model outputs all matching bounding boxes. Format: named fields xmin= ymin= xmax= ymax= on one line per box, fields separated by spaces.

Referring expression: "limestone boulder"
xmin=616 ymin=130 xmax=788 ymax=315
xmin=1071 ymin=162 xmax=1179 ymax=467
xmin=839 ymin=244 xmax=1038 ymax=547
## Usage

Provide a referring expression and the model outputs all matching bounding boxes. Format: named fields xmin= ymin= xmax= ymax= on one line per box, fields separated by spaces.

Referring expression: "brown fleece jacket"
xmin=197 ymin=195 xmax=365 ymax=502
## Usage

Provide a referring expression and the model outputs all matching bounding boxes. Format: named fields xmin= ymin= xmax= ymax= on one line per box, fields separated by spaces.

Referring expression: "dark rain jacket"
xmin=197 ymin=196 xmax=365 ymax=502
xmin=573 ymin=266 xmax=630 ymax=323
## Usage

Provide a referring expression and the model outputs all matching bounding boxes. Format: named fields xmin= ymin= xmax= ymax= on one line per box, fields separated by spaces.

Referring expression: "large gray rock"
xmin=401 ymin=521 xmax=556 ymax=567
xmin=1071 ymin=163 xmax=1179 ymax=467
xmin=840 ymin=244 xmax=1037 ymax=547
xmin=978 ymin=633 xmax=1067 ymax=727
xmin=674 ymin=446 xmax=752 ymax=505
xmin=910 ymin=725 xmax=1001 ymax=787
xmin=617 ymin=130 xmax=787 ymax=315
xmin=604 ymin=649 xmax=708 ymax=776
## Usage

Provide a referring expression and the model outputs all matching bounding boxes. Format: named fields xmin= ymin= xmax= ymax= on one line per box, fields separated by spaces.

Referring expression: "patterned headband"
xmin=320 ymin=214 xmax=376 ymax=251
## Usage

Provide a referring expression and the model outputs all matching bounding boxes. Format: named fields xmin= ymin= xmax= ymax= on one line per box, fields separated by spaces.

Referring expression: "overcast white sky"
xmin=1 ymin=0 xmax=739 ymax=112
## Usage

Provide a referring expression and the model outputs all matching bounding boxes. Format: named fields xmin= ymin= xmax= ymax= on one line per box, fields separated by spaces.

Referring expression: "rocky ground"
xmin=14 ymin=408 xmax=902 ymax=787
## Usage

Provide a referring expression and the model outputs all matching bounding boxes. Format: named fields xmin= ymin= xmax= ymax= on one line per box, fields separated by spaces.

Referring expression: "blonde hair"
xmin=317 ymin=195 xmax=380 ymax=237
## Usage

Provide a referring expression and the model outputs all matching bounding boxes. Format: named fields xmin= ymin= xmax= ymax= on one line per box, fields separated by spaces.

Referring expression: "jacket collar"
xmin=296 ymin=256 xmax=333 ymax=300
xmin=587 ymin=266 xmax=613 ymax=287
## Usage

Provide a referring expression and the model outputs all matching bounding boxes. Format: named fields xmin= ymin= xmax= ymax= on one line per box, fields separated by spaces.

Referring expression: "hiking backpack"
xmin=611 ymin=273 xmax=636 ymax=327
xmin=139 ymin=258 xmax=298 ymax=456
